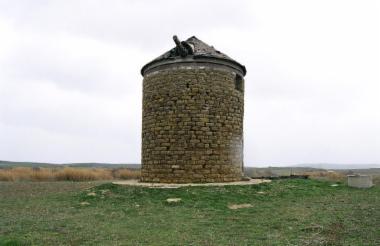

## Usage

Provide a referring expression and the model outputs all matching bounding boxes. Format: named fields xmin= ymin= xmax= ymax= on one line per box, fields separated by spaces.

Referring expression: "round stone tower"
xmin=141 ymin=35 xmax=246 ymax=183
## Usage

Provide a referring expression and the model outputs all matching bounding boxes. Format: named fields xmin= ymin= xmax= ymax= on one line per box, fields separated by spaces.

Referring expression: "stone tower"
xmin=141 ymin=35 xmax=246 ymax=183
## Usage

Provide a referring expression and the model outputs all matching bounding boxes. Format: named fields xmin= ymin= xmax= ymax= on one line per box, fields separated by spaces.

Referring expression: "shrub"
xmin=113 ymin=168 xmax=141 ymax=180
xmin=55 ymin=168 xmax=113 ymax=181
xmin=303 ymin=171 xmax=346 ymax=182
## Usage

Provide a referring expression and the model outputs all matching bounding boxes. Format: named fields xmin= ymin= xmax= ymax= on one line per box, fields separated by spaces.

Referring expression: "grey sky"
xmin=0 ymin=0 xmax=379 ymax=166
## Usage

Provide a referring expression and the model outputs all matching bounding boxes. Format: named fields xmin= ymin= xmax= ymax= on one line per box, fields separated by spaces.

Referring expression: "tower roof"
xmin=141 ymin=36 xmax=246 ymax=76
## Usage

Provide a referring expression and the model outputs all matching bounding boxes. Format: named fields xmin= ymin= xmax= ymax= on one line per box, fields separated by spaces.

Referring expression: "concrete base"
xmin=347 ymin=175 xmax=373 ymax=188
xmin=113 ymin=179 xmax=270 ymax=188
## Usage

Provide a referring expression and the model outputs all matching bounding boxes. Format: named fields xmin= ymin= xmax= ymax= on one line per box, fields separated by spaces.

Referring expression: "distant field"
xmin=0 ymin=161 xmax=141 ymax=182
xmin=0 ymin=179 xmax=379 ymax=245
xmin=1 ymin=161 xmax=380 ymax=185
xmin=245 ymin=167 xmax=380 ymax=185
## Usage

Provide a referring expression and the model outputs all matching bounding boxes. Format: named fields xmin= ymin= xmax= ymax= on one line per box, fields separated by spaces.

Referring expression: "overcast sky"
xmin=0 ymin=0 xmax=379 ymax=167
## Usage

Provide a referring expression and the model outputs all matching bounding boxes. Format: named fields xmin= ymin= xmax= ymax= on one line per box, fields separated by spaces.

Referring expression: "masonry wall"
xmin=141 ymin=66 xmax=244 ymax=183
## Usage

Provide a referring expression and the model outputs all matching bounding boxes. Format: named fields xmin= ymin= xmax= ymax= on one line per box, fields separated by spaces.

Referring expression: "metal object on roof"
xmin=141 ymin=35 xmax=246 ymax=76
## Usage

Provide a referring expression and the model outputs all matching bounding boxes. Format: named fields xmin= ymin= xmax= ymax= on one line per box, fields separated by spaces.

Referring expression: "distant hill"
xmin=0 ymin=160 xmax=140 ymax=169
xmin=247 ymin=163 xmax=380 ymax=169
xmin=1 ymin=160 xmax=378 ymax=171
xmin=0 ymin=160 xmax=58 ymax=168
xmin=293 ymin=163 xmax=380 ymax=169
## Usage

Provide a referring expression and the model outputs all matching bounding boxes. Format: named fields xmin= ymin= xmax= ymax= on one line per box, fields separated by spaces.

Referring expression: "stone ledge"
xmin=113 ymin=179 xmax=270 ymax=188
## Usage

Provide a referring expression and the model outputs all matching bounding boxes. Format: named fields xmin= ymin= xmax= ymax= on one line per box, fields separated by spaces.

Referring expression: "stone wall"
xmin=141 ymin=65 xmax=244 ymax=183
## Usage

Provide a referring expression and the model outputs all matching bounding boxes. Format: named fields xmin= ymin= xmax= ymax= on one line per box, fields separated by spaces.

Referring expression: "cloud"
xmin=0 ymin=0 xmax=379 ymax=166
xmin=0 ymin=122 xmax=136 ymax=163
xmin=0 ymin=0 xmax=253 ymax=50
xmin=0 ymin=28 xmax=148 ymax=95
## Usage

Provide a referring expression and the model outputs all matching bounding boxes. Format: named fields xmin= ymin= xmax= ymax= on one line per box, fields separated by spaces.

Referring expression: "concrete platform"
xmin=113 ymin=179 xmax=271 ymax=188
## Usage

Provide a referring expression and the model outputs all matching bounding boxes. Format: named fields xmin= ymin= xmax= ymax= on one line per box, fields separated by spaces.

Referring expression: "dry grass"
xmin=55 ymin=168 xmax=113 ymax=181
xmin=0 ymin=167 xmax=140 ymax=182
xmin=302 ymin=170 xmax=347 ymax=182
xmin=112 ymin=168 xmax=141 ymax=180
xmin=371 ymin=175 xmax=380 ymax=185
xmin=301 ymin=170 xmax=380 ymax=186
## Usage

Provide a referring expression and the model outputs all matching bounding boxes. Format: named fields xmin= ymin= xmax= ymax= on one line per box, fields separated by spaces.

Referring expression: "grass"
xmin=0 ymin=179 xmax=378 ymax=245
xmin=0 ymin=167 xmax=140 ymax=181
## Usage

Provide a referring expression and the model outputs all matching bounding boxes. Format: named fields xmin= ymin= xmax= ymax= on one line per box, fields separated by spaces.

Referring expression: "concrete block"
xmin=347 ymin=175 xmax=373 ymax=188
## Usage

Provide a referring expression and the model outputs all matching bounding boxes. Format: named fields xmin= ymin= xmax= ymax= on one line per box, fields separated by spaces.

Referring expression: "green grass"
xmin=0 ymin=180 xmax=379 ymax=245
